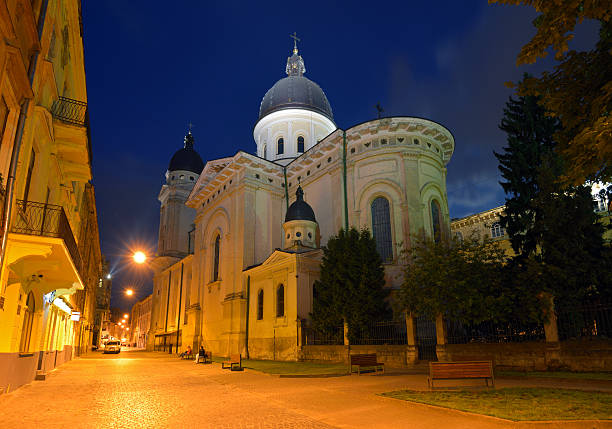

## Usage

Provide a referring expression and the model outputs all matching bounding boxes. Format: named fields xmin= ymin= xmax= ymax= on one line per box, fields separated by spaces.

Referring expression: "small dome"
xmin=168 ymin=131 xmax=204 ymax=174
xmin=285 ymin=186 xmax=316 ymax=222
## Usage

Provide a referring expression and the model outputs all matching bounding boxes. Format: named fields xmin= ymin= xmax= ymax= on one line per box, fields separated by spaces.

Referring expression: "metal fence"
xmin=12 ymin=200 xmax=83 ymax=279
xmin=446 ymin=319 xmax=545 ymax=344
xmin=557 ymin=305 xmax=612 ymax=341
xmin=351 ymin=320 xmax=407 ymax=345
xmin=302 ymin=325 xmax=344 ymax=345
xmin=51 ymin=96 xmax=88 ymax=126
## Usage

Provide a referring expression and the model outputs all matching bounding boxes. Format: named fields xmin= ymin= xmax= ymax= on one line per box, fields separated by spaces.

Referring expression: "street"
xmin=0 ymin=351 xmax=609 ymax=429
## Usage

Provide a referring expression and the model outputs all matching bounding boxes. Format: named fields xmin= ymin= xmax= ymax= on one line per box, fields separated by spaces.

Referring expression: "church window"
xmin=431 ymin=200 xmax=442 ymax=243
xmin=276 ymin=284 xmax=284 ymax=317
xmin=350 ymin=148 xmax=355 ymax=154
xmin=297 ymin=136 xmax=305 ymax=153
xmin=296 ymin=232 xmax=301 ymax=237
xmin=371 ymin=197 xmax=393 ymax=262
xmin=491 ymin=222 xmax=505 ymax=238
xmin=190 ymin=176 xmax=194 ymax=181
xmin=180 ymin=175 xmax=184 ymax=179
xmin=212 ymin=234 xmax=220 ymax=282
xmin=257 ymin=290 xmax=264 ymax=320
xmin=277 ymin=138 xmax=284 ymax=155
xmin=308 ymin=232 xmax=312 ymax=239
xmin=286 ymin=233 xmax=290 ymax=239
xmin=328 ymin=157 xmax=332 ymax=163
xmin=413 ymin=139 xmax=420 ymax=145
xmin=20 ymin=292 xmax=35 ymax=353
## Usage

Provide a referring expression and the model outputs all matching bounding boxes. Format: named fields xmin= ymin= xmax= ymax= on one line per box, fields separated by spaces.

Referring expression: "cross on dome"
xmin=290 ymin=32 xmax=300 ymax=54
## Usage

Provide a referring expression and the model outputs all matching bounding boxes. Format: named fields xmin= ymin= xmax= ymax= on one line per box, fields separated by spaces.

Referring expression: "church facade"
xmin=147 ymin=44 xmax=455 ymax=360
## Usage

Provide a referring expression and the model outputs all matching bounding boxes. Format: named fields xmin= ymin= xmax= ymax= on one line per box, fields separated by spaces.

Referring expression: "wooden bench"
xmin=350 ymin=353 xmax=384 ymax=375
xmin=221 ymin=354 xmax=242 ymax=371
xmin=196 ymin=351 xmax=212 ymax=364
xmin=428 ymin=361 xmax=494 ymax=389
xmin=180 ymin=352 xmax=194 ymax=360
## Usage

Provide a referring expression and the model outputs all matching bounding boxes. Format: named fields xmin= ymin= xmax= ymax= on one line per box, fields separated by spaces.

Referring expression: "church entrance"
xmin=415 ymin=315 xmax=437 ymax=361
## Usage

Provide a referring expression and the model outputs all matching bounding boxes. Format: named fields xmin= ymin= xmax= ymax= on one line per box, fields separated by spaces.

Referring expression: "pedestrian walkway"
xmin=0 ymin=351 xmax=610 ymax=428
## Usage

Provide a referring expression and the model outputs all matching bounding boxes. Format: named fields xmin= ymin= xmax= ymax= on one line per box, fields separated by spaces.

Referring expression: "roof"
xmin=168 ymin=131 xmax=204 ymax=174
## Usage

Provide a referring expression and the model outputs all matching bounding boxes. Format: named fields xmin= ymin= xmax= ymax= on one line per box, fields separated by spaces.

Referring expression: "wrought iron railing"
xmin=302 ymin=325 xmax=344 ymax=345
xmin=51 ymin=96 xmax=88 ymax=126
xmin=11 ymin=200 xmax=83 ymax=279
xmin=557 ymin=305 xmax=612 ymax=340
xmin=351 ymin=320 xmax=408 ymax=345
xmin=446 ymin=319 xmax=545 ymax=344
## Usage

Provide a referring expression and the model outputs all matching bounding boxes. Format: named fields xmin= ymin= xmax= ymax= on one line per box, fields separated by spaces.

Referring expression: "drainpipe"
xmin=244 ymin=275 xmax=250 ymax=359
xmin=0 ymin=0 xmax=50 ymax=285
xmin=283 ymin=166 xmax=289 ymax=212
xmin=342 ymin=131 xmax=349 ymax=231
xmin=175 ymin=262 xmax=184 ymax=353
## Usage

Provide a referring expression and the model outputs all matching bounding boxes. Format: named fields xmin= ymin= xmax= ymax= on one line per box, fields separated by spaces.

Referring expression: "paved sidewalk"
xmin=0 ymin=351 xmax=610 ymax=429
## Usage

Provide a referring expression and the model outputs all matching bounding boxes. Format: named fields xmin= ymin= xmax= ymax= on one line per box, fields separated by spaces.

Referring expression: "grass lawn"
xmin=498 ymin=370 xmax=612 ymax=381
xmin=211 ymin=356 xmax=348 ymax=375
xmin=381 ymin=388 xmax=612 ymax=421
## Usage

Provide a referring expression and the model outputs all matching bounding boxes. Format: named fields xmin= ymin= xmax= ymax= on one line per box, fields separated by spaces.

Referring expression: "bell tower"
xmin=158 ymin=130 xmax=204 ymax=258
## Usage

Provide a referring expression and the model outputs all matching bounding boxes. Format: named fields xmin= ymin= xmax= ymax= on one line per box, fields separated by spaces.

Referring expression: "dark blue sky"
xmin=81 ymin=1 xmax=598 ymax=310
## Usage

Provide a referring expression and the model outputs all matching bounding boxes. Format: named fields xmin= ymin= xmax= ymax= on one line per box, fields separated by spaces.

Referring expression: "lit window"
xmin=491 ymin=222 xmax=505 ymax=238
xmin=276 ymin=284 xmax=284 ymax=317
xmin=297 ymin=136 xmax=305 ymax=153
xmin=277 ymin=138 xmax=284 ymax=155
xmin=371 ymin=197 xmax=393 ymax=262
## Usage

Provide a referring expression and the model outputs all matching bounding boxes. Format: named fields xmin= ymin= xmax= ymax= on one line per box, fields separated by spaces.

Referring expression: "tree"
xmin=311 ymin=228 xmax=389 ymax=340
xmin=398 ymin=234 xmax=537 ymax=324
xmin=495 ymin=91 xmax=611 ymax=310
xmin=494 ymin=91 xmax=560 ymax=257
xmin=490 ymin=0 xmax=611 ymax=184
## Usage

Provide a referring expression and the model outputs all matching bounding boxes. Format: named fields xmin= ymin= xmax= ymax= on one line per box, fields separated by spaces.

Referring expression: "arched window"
xmin=212 ymin=234 xmax=220 ymax=281
xmin=297 ymin=136 xmax=305 ymax=153
xmin=491 ymin=222 xmax=505 ymax=238
xmin=431 ymin=200 xmax=442 ymax=243
xmin=371 ymin=197 xmax=393 ymax=262
xmin=20 ymin=292 xmax=35 ymax=353
xmin=257 ymin=290 xmax=264 ymax=320
xmin=277 ymin=138 xmax=284 ymax=155
xmin=276 ymin=284 xmax=284 ymax=317
xmin=262 ymin=144 xmax=267 ymax=158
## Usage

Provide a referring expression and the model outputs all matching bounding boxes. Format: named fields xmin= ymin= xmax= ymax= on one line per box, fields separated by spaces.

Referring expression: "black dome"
xmin=168 ymin=132 xmax=204 ymax=174
xmin=259 ymin=76 xmax=334 ymax=122
xmin=285 ymin=186 xmax=316 ymax=222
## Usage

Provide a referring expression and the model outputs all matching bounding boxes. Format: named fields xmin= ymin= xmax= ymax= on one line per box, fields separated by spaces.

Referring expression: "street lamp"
xmin=125 ymin=289 xmax=134 ymax=296
xmin=133 ymin=251 xmax=147 ymax=264
xmin=123 ymin=314 xmax=129 ymax=319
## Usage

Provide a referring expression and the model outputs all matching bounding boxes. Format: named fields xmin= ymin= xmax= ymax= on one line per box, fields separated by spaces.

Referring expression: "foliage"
xmin=310 ymin=228 xmax=389 ymax=340
xmin=495 ymin=90 xmax=611 ymax=310
xmin=398 ymin=233 xmax=538 ymax=324
xmin=490 ymin=0 xmax=612 ymax=184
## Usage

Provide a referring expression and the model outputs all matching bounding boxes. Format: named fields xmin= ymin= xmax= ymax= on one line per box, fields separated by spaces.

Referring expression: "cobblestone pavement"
xmin=0 ymin=351 xmax=609 ymax=429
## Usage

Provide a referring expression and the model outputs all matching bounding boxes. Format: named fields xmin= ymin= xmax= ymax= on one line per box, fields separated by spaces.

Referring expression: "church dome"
xmin=285 ymin=186 xmax=316 ymax=222
xmin=258 ymin=44 xmax=333 ymax=123
xmin=168 ymin=131 xmax=204 ymax=174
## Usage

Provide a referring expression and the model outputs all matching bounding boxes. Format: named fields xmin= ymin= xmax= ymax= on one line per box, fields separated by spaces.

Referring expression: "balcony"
xmin=51 ymin=97 xmax=87 ymax=127
xmin=12 ymin=200 xmax=83 ymax=277
xmin=5 ymin=200 xmax=84 ymax=297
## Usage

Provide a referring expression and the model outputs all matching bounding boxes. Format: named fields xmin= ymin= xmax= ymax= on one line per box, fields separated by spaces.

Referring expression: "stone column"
xmin=435 ymin=314 xmax=449 ymax=361
xmin=405 ymin=312 xmax=418 ymax=364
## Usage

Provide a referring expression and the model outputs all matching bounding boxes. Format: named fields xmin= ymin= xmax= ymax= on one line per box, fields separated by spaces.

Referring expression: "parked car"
xmin=104 ymin=340 xmax=121 ymax=354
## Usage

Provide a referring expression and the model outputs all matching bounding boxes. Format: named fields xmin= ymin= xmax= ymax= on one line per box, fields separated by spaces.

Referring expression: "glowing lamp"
xmin=133 ymin=251 xmax=146 ymax=264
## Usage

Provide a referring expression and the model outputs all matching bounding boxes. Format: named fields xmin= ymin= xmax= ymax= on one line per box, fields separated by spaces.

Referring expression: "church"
xmin=146 ymin=41 xmax=455 ymax=360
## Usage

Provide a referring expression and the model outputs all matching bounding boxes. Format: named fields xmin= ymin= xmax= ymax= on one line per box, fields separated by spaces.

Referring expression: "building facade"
xmin=130 ymin=294 xmax=151 ymax=348
xmin=148 ymin=44 xmax=455 ymax=360
xmin=0 ymin=0 xmax=101 ymax=393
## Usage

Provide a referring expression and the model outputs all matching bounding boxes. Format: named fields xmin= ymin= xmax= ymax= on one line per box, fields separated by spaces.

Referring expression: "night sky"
xmin=81 ymin=1 xmax=598 ymax=310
